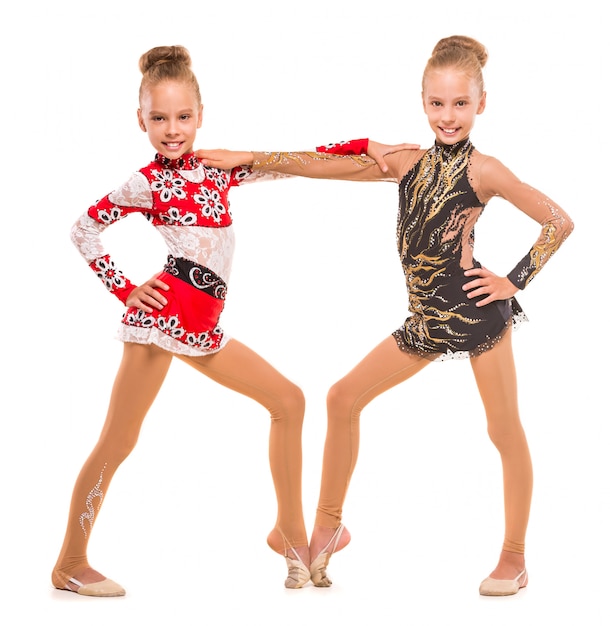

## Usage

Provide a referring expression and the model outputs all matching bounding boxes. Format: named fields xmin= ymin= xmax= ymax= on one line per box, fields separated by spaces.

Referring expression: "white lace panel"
xmin=157 ymin=224 xmax=235 ymax=279
xmin=108 ymin=172 xmax=155 ymax=208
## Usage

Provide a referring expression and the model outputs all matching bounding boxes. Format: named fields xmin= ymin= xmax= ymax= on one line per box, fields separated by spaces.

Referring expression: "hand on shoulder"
xmin=367 ymin=140 xmax=421 ymax=173
xmin=196 ymin=149 xmax=254 ymax=169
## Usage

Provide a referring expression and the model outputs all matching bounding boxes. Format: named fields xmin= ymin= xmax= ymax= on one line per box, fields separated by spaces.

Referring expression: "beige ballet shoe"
xmin=274 ymin=528 xmax=311 ymax=589
xmin=284 ymin=547 xmax=311 ymax=589
xmin=479 ymin=569 xmax=528 ymax=596
xmin=310 ymin=524 xmax=345 ymax=588
xmin=64 ymin=576 xmax=126 ymax=597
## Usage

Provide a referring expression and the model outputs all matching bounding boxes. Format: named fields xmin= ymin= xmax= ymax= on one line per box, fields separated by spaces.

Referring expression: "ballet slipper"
xmin=284 ymin=546 xmax=311 ymax=589
xmin=62 ymin=576 xmax=126 ymax=597
xmin=479 ymin=569 xmax=528 ymax=596
xmin=275 ymin=528 xmax=311 ymax=589
xmin=310 ymin=524 xmax=345 ymax=587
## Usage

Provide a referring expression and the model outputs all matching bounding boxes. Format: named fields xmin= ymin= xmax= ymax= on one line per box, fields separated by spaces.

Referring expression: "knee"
xmin=486 ymin=423 xmax=505 ymax=451
xmin=288 ymin=382 xmax=306 ymax=418
xmin=327 ymin=379 xmax=359 ymax=421
xmin=96 ymin=431 xmax=140 ymax=465
xmin=271 ymin=381 xmax=305 ymax=424
xmin=486 ymin=414 xmax=526 ymax=452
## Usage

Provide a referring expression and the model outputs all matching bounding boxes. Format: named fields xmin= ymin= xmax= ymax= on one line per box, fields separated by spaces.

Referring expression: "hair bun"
xmin=139 ymin=45 xmax=192 ymax=75
xmin=431 ymin=35 xmax=488 ymax=68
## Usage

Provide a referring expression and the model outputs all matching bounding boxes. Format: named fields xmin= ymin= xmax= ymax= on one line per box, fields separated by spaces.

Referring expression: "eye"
xmin=180 ymin=114 xmax=191 ymax=121
xmin=152 ymin=115 xmax=165 ymax=122
xmin=456 ymin=101 xmax=468 ymax=107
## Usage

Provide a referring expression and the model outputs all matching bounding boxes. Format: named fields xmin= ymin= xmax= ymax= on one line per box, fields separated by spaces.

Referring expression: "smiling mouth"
xmin=163 ymin=142 xmax=183 ymax=149
xmin=440 ymin=127 xmax=459 ymax=135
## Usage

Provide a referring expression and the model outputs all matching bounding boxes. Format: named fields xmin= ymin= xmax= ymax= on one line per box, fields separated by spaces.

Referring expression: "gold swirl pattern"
xmin=393 ymin=139 xmax=511 ymax=358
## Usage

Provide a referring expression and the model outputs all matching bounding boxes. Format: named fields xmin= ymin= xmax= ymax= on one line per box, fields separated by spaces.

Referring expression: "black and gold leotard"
xmin=391 ymin=138 xmax=524 ymax=360
xmin=252 ymin=136 xmax=573 ymax=361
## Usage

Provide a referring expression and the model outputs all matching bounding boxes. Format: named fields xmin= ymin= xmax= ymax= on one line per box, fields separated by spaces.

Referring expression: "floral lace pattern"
xmin=71 ymin=153 xmax=262 ymax=356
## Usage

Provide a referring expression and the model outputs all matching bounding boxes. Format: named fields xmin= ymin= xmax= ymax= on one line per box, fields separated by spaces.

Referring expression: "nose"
xmin=441 ymin=108 xmax=455 ymax=123
xmin=165 ymin=119 xmax=179 ymax=136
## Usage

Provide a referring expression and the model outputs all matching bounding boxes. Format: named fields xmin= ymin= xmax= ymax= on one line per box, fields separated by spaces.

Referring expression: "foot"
xmin=486 ymin=550 xmax=526 ymax=581
xmin=55 ymin=567 xmax=125 ymax=597
xmin=309 ymin=524 xmax=351 ymax=587
xmin=479 ymin=550 xmax=527 ymax=596
xmin=267 ymin=528 xmax=311 ymax=589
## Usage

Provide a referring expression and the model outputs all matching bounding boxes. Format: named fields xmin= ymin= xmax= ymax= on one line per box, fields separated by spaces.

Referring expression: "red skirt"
xmin=119 ymin=256 xmax=227 ymax=355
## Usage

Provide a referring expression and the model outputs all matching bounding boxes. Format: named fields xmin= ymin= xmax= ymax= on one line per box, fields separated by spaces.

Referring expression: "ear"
xmin=196 ymin=103 xmax=204 ymax=129
xmin=477 ymin=91 xmax=487 ymax=115
xmin=137 ymin=108 xmax=147 ymax=132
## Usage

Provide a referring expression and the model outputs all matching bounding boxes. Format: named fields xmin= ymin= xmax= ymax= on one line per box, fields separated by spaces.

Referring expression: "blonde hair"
xmin=138 ymin=45 xmax=201 ymax=105
xmin=422 ymin=35 xmax=488 ymax=94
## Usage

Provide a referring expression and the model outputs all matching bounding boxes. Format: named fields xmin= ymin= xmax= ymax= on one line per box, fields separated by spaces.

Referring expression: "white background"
xmin=0 ymin=1 xmax=606 ymax=624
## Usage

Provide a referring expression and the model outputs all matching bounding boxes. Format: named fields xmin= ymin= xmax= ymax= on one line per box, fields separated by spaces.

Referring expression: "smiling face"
xmin=137 ymin=80 xmax=203 ymax=159
xmin=422 ymin=68 xmax=486 ymax=145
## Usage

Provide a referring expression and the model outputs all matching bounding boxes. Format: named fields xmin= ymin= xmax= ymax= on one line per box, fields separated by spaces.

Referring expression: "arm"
xmin=197 ymin=140 xmax=420 ymax=182
xmin=463 ymin=156 xmax=574 ymax=305
xmin=71 ymin=175 xmax=169 ymax=313
xmin=252 ymin=150 xmax=390 ymax=182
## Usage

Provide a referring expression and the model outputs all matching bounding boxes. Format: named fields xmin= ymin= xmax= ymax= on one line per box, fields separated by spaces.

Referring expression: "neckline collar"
xmin=155 ymin=152 xmax=200 ymax=170
xmin=434 ymin=136 xmax=471 ymax=155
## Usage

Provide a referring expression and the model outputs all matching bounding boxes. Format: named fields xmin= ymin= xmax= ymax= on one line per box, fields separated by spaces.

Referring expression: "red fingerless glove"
xmin=316 ymin=139 xmax=369 ymax=155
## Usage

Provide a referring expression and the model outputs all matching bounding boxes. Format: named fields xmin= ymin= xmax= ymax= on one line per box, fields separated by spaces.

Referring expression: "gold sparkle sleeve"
xmin=251 ymin=151 xmax=393 ymax=182
xmin=507 ymin=202 xmax=574 ymax=289
xmin=478 ymin=155 xmax=575 ymax=289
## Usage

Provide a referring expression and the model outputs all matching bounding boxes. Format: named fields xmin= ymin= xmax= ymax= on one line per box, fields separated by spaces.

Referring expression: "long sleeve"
xmin=506 ymin=200 xmax=573 ymax=289
xmin=70 ymin=172 xmax=153 ymax=304
xmin=480 ymin=156 xmax=575 ymax=289
xmin=252 ymin=149 xmax=395 ymax=183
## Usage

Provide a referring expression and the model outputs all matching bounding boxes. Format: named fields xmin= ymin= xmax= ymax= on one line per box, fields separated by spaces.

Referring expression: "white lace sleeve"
xmin=108 ymin=171 xmax=153 ymax=207
xmin=69 ymin=172 xmax=152 ymax=302
xmin=71 ymin=172 xmax=154 ymax=261
xmin=70 ymin=213 xmax=109 ymax=262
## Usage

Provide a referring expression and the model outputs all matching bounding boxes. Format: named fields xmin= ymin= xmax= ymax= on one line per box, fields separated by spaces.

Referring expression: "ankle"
xmin=310 ymin=524 xmax=351 ymax=558
xmin=489 ymin=550 xmax=526 ymax=580
xmin=499 ymin=549 xmax=525 ymax=568
xmin=267 ymin=528 xmax=309 ymax=562
xmin=52 ymin=565 xmax=105 ymax=590
xmin=289 ymin=545 xmax=310 ymax=567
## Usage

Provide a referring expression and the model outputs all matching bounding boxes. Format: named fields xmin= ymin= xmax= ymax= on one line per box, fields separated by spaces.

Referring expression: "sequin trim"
xmin=163 ymin=255 xmax=227 ymax=300
xmin=154 ymin=152 xmax=200 ymax=170
xmin=79 ymin=464 xmax=106 ymax=537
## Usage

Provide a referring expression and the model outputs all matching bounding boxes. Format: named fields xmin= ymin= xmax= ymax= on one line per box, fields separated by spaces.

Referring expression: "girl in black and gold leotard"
xmin=197 ymin=35 xmax=574 ymax=596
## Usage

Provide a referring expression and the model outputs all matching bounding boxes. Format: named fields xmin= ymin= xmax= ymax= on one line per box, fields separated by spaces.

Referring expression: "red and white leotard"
xmin=71 ymin=152 xmax=268 ymax=356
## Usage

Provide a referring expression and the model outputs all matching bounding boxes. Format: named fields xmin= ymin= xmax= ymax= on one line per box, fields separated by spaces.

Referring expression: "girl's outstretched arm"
xmin=196 ymin=140 xmax=420 ymax=181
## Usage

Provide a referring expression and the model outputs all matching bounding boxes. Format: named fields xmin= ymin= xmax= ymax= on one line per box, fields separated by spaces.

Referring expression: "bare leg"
xmin=177 ymin=339 xmax=308 ymax=565
xmin=310 ymin=336 xmax=429 ymax=572
xmin=470 ymin=328 xmax=533 ymax=588
xmin=52 ymin=343 xmax=173 ymax=592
